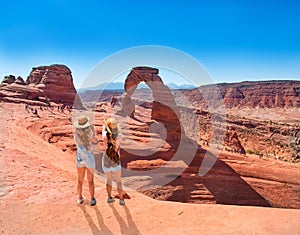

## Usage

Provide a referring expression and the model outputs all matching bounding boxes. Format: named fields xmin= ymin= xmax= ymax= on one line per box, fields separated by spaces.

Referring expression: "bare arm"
xmin=90 ymin=126 xmax=99 ymax=144
xmin=102 ymin=125 xmax=108 ymax=148
xmin=74 ymin=132 xmax=81 ymax=146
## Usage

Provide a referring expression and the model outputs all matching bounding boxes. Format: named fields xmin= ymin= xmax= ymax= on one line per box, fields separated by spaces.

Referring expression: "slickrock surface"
xmin=1 ymin=102 xmax=300 ymax=234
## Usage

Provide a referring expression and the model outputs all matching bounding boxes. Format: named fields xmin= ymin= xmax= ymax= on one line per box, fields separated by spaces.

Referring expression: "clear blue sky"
xmin=1 ymin=0 xmax=299 ymax=88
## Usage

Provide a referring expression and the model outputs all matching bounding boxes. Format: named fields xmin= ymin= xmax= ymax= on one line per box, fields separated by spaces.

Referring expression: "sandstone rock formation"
xmin=1 ymin=75 xmax=16 ymax=84
xmin=185 ymin=80 xmax=300 ymax=109
xmin=178 ymin=80 xmax=300 ymax=161
xmin=0 ymin=64 xmax=80 ymax=106
xmin=6 ymin=99 xmax=300 ymax=209
xmin=119 ymin=67 xmax=183 ymax=142
xmin=194 ymin=109 xmax=300 ymax=162
xmin=2 ymin=102 xmax=300 ymax=233
xmin=15 ymin=76 xmax=26 ymax=85
xmin=223 ymin=128 xmax=246 ymax=154
xmin=79 ymin=78 xmax=300 ymax=162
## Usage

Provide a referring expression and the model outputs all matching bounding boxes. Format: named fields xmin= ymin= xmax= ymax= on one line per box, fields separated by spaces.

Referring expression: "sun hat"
xmin=104 ymin=117 xmax=121 ymax=134
xmin=74 ymin=115 xmax=91 ymax=129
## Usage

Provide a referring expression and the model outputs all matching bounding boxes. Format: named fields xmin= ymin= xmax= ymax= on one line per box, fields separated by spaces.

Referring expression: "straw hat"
xmin=74 ymin=115 xmax=91 ymax=129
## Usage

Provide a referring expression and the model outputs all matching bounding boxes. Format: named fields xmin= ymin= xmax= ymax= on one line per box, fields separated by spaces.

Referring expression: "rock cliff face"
xmin=0 ymin=64 xmax=79 ymax=106
xmin=27 ymin=65 xmax=77 ymax=104
xmin=193 ymin=108 xmax=299 ymax=162
xmin=185 ymin=80 xmax=300 ymax=109
xmin=179 ymin=80 xmax=300 ymax=161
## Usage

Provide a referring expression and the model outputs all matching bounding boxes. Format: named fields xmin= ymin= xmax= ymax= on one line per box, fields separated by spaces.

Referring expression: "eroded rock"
xmin=0 ymin=64 xmax=81 ymax=106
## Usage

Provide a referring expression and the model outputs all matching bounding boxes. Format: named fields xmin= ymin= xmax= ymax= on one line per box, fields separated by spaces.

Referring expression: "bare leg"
xmin=86 ymin=168 xmax=95 ymax=199
xmin=105 ymin=171 xmax=113 ymax=198
xmin=114 ymin=170 xmax=123 ymax=199
xmin=77 ymin=167 xmax=86 ymax=199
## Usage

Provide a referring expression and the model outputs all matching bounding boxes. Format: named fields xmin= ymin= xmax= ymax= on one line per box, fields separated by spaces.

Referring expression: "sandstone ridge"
xmin=184 ymin=80 xmax=300 ymax=109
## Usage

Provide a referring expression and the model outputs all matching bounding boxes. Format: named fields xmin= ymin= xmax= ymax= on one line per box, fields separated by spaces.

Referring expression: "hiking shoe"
xmin=90 ymin=198 xmax=97 ymax=206
xmin=77 ymin=197 xmax=84 ymax=204
xmin=119 ymin=199 xmax=125 ymax=206
xmin=107 ymin=197 xmax=115 ymax=203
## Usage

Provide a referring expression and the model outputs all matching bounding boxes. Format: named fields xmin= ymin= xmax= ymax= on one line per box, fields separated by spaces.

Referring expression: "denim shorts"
xmin=102 ymin=154 xmax=121 ymax=173
xmin=76 ymin=146 xmax=95 ymax=169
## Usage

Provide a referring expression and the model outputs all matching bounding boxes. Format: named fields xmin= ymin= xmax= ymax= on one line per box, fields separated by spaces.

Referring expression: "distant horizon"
xmin=77 ymin=77 xmax=300 ymax=91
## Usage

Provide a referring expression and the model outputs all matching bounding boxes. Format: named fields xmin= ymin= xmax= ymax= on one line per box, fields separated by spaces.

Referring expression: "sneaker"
xmin=77 ymin=197 xmax=84 ymax=204
xmin=107 ymin=197 xmax=115 ymax=203
xmin=90 ymin=198 xmax=97 ymax=206
xmin=119 ymin=199 xmax=125 ymax=206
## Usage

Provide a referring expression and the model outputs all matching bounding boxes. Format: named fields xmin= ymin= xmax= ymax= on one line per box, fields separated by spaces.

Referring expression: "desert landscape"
xmin=1 ymin=64 xmax=300 ymax=234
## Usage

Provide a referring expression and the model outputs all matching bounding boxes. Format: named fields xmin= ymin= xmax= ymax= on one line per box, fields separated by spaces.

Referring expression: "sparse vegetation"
xmin=279 ymin=142 xmax=285 ymax=148
xmin=246 ymin=149 xmax=261 ymax=156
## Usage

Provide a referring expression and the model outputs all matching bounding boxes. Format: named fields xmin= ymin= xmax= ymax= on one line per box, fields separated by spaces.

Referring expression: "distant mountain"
xmin=135 ymin=82 xmax=197 ymax=90
xmin=167 ymin=82 xmax=197 ymax=90
xmin=77 ymin=82 xmax=196 ymax=93
xmin=77 ymin=82 xmax=124 ymax=93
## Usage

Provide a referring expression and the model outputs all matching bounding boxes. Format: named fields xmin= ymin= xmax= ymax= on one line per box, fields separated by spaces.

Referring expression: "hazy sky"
xmin=1 ymin=0 xmax=299 ymax=88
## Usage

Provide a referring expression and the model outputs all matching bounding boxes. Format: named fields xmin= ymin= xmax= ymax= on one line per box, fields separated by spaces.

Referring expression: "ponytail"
xmin=105 ymin=130 xmax=119 ymax=166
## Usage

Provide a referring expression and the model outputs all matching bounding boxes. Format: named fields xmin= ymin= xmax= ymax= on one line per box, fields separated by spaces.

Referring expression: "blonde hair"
xmin=104 ymin=118 xmax=119 ymax=134
xmin=104 ymin=118 xmax=120 ymax=165
xmin=76 ymin=126 xmax=93 ymax=151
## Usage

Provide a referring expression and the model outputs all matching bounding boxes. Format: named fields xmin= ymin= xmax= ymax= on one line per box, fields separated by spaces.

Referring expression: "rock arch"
xmin=120 ymin=66 xmax=183 ymax=142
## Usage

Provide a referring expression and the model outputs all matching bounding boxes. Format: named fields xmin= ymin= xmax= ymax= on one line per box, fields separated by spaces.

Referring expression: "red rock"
xmin=15 ymin=76 xmax=26 ymax=85
xmin=2 ymin=75 xmax=16 ymax=84
xmin=26 ymin=64 xmax=78 ymax=105
xmin=119 ymin=67 xmax=182 ymax=142
xmin=3 ymin=100 xmax=300 ymax=210
xmin=0 ymin=64 xmax=81 ymax=106
xmin=223 ymin=128 xmax=246 ymax=154
xmin=185 ymin=80 xmax=300 ymax=109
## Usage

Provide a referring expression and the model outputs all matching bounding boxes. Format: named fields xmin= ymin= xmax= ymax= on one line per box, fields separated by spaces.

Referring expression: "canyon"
xmin=1 ymin=65 xmax=300 ymax=234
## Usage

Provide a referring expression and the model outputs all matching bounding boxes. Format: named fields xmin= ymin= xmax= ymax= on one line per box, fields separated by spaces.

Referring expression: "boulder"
xmin=2 ymin=75 xmax=16 ymax=84
xmin=15 ymin=76 xmax=26 ymax=85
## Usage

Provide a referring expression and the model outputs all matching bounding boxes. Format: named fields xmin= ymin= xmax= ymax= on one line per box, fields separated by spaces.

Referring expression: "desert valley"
xmin=0 ymin=64 xmax=300 ymax=234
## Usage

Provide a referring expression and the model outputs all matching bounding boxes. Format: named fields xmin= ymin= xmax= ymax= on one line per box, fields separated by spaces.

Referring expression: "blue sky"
xmin=0 ymin=0 xmax=299 ymax=88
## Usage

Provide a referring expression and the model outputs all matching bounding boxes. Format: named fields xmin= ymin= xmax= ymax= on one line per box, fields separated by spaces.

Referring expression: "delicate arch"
xmin=120 ymin=67 xmax=183 ymax=142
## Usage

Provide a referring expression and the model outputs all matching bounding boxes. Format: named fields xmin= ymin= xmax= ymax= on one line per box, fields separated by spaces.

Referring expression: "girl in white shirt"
xmin=102 ymin=117 xmax=125 ymax=205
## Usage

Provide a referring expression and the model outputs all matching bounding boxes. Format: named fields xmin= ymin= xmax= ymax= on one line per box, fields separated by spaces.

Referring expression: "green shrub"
xmin=246 ymin=149 xmax=261 ymax=156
